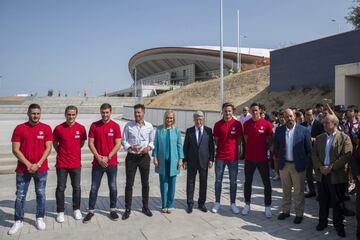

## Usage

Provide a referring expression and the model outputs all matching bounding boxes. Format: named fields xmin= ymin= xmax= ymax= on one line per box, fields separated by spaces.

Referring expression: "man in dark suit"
xmin=183 ymin=111 xmax=215 ymax=213
xmin=274 ymin=108 xmax=312 ymax=224
xmin=312 ymin=114 xmax=352 ymax=238
xmin=301 ymin=108 xmax=324 ymax=198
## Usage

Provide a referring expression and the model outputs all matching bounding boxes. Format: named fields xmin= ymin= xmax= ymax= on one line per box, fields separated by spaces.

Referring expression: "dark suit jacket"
xmin=351 ymin=145 xmax=360 ymax=178
xmin=183 ymin=126 xmax=215 ymax=169
xmin=301 ymin=119 xmax=324 ymax=138
xmin=312 ymin=131 xmax=352 ymax=184
xmin=274 ymin=124 xmax=312 ymax=172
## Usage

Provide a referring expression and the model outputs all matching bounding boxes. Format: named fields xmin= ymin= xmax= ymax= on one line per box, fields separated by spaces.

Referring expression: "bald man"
xmin=312 ymin=114 xmax=352 ymax=238
xmin=274 ymin=109 xmax=312 ymax=224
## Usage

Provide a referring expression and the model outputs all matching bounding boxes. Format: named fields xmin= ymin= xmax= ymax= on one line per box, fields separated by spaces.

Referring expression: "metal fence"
xmin=122 ymin=106 xmax=221 ymax=132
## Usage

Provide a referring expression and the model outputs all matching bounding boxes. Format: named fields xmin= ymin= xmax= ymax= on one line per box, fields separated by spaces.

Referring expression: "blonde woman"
xmin=152 ymin=110 xmax=184 ymax=213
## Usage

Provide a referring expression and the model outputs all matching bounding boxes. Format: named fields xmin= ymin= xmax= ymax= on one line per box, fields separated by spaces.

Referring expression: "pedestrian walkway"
xmin=0 ymin=161 xmax=356 ymax=240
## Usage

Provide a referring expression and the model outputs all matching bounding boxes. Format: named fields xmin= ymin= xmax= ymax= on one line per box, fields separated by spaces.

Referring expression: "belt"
xmin=127 ymin=152 xmax=148 ymax=158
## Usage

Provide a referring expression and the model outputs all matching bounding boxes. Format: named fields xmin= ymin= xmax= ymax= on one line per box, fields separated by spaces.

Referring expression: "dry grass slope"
xmin=143 ymin=66 xmax=334 ymax=112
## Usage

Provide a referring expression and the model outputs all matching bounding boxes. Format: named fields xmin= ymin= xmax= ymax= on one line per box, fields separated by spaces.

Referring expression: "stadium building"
xmin=109 ymin=46 xmax=271 ymax=97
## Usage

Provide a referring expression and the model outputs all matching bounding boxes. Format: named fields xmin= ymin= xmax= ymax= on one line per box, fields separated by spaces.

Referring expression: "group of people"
xmin=6 ymin=101 xmax=360 ymax=239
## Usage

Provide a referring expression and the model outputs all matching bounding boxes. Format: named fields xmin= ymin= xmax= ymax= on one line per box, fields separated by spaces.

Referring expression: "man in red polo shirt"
xmin=83 ymin=103 xmax=121 ymax=223
xmin=8 ymin=104 xmax=52 ymax=235
xmin=242 ymin=102 xmax=273 ymax=218
xmin=53 ymin=105 xmax=87 ymax=223
xmin=211 ymin=102 xmax=243 ymax=214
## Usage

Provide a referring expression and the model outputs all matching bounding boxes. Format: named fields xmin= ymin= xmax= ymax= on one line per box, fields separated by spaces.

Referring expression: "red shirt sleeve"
xmin=266 ymin=122 xmax=273 ymax=136
xmin=213 ymin=122 xmax=219 ymax=137
xmin=11 ymin=125 xmax=22 ymax=142
xmin=114 ymin=123 xmax=121 ymax=139
xmin=81 ymin=125 xmax=87 ymax=141
xmin=88 ymin=123 xmax=95 ymax=138
xmin=53 ymin=126 xmax=59 ymax=142
xmin=45 ymin=125 xmax=53 ymax=141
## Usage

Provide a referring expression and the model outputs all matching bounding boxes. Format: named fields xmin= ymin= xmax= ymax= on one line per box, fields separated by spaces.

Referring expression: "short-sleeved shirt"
xmin=243 ymin=118 xmax=273 ymax=161
xmin=11 ymin=122 xmax=53 ymax=173
xmin=53 ymin=122 xmax=87 ymax=169
xmin=88 ymin=119 xmax=121 ymax=166
xmin=213 ymin=118 xmax=242 ymax=160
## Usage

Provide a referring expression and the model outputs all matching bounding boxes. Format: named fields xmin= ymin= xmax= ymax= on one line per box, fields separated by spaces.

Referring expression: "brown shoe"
xmin=166 ymin=208 xmax=174 ymax=214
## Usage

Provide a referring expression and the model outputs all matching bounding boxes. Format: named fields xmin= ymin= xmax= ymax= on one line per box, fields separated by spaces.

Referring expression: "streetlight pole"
xmin=134 ymin=67 xmax=137 ymax=100
xmin=220 ymin=0 xmax=224 ymax=109
xmin=237 ymin=9 xmax=241 ymax=72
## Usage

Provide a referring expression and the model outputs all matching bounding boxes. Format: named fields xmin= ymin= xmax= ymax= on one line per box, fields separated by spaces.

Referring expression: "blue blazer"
xmin=152 ymin=125 xmax=184 ymax=177
xmin=274 ymin=124 xmax=312 ymax=172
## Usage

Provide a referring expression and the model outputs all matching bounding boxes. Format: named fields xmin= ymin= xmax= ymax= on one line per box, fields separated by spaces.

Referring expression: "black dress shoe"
xmin=110 ymin=211 xmax=119 ymax=221
xmin=83 ymin=212 xmax=94 ymax=224
xmin=304 ymin=192 xmax=316 ymax=198
xmin=186 ymin=205 xmax=193 ymax=214
xmin=336 ymin=228 xmax=346 ymax=238
xmin=122 ymin=209 xmax=131 ymax=220
xmin=198 ymin=205 xmax=208 ymax=213
xmin=316 ymin=222 xmax=328 ymax=231
xmin=293 ymin=216 xmax=303 ymax=224
xmin=277 ymin=213 xmax=290 ymax=220
xmin=142 ymin=207 xmax=153 ymax=217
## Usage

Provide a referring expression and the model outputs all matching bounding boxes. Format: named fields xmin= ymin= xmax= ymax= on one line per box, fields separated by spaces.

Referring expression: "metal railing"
xmin=122 ymin=106 xmax=221 ymax=132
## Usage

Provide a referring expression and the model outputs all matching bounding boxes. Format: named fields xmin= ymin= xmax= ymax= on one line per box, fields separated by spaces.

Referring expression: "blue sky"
xmin=0 ymin=0 xmax=355 ymax=96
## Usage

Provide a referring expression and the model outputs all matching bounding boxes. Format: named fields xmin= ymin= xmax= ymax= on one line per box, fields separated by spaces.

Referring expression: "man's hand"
xmin=131 ymin=145 xmax=141 ymax=153
xmin=153 ymin=157 xmax=158 ymax=166
xmin=141 ymin=146 xmax=151 ymax=155
xmin=98 ymin=156 xmax=108 ymax=168
xmin=183 ymin=162 xmax=187 ymax=170
xmin=208 ymin=161 xmax=214 ymax=169
xmin=320 ymin=166 xmax=331 ymax=175
xmin=28 ymin=164 xmax=39 ymax=173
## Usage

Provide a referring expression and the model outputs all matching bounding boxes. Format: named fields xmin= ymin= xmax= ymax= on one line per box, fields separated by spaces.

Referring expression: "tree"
xmin=345 ymin=0 xmax=360 ymax=29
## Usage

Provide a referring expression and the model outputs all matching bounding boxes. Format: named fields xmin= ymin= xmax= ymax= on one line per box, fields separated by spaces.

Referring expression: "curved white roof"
xmin=185 ymin=46 xmax=273 ymax=58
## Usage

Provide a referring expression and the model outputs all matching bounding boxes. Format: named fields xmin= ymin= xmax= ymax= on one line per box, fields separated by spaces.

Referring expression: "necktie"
xmin=198 ymin=128 xmax=202 ymax=145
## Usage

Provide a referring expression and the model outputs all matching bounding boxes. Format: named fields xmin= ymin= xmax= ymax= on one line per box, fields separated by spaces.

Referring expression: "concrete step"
xmin=0 ymin=151 xmax=128 ymax=175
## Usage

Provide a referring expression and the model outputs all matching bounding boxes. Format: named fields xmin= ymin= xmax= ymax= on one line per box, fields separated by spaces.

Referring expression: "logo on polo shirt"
xmin=258 ymin=125 xmax=265 ymax=133
xmin=231 ymin=126 xmax=236 ymax=135
xmin=75 ymin=130 xmax=81 ymax=138
xmin=108 ymin=128 xmax=114 ymax=136
xmin=37 ymin=130 xmax=44 ymax=139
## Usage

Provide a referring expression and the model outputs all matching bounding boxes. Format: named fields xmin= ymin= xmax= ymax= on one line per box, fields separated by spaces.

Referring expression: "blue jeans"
xmin=89 ymin=165 xmax=118 ymax=210
xmin=159 ymin=161 xmax=176 ymax=208
xmin=14 ymin=171 xmax=48 ymax=221
xmin=214 ymin=160 xmax=239 ymax=204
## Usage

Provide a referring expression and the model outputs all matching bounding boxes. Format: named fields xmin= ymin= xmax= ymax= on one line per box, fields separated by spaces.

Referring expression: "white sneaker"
xmin=272 ymin=174 xmax=280 ymax=181
xmin=265 ymin=206 xmax=272 ymax=218
xmin=231 ymin=203 xmax=240 ymax=214
xmin=211 ymin=202 xmax=220 ymax=213
xmin=36 ymin=218 xmax=46 ymax=231
xmin=241 ymin=204 xmax=250 ymax=215
xmin=74 ymin=209 xmax=82 ymax=220
xmin=56 ymin=212 xmax=65 ymax=223
xmin=8 ymin=220 xmax=23 ymax=235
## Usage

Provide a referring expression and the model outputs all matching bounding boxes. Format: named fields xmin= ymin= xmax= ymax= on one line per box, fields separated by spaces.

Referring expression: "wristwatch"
xmin=36 ymin=163 xmax=41 ymax=168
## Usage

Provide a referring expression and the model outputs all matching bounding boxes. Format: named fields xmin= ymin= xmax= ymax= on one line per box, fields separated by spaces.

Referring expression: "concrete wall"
xmin=335 ymin=62 xmax=360 ymax=106
xmin=270 ymin=30 xmax=360 ymax=91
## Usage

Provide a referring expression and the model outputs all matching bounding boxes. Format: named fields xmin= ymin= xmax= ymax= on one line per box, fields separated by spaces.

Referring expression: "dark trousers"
xmin=88 ymin=165 xmax=118 ymax=210
xmin=317 ymin=174 xmax=345 ymax=230
xmin=125 ymin=153 xmax=150 ymax=209
xmin=356 ymin=180 xmax=360 ymax=239
xmin=306 ymin=157 xmax=316 ymax=193
xmin=56 ymin=168 xmax=81 ymax=212
xmin=186 ymin=162 xmax=208 ymax=207
xmin=244 ymin=160 xmax=272 ymax=206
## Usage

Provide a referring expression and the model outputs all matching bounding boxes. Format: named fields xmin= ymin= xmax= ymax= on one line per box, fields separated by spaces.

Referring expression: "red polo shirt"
xmin=213 ymin=118 xmax=242 ymax=160
xmin=12 ymin=122 xmax=53 ymax=173
xmin=243 ymin=118 xmax=273 ymax=161
xmin=53 ymin=122 xmax=87 ymax=169
xmin=88 ymin=119 xmax=121 ymax=166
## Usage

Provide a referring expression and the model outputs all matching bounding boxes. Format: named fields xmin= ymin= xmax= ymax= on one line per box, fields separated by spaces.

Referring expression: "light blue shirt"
xmin=324 ymin=131 xmax=336 ymax=166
